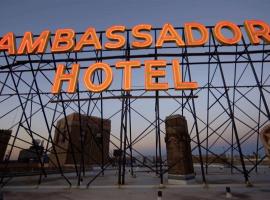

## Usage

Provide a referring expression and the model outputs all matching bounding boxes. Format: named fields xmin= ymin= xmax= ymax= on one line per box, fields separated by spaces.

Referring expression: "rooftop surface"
xmin=1 ymin=165 xmax=270 ymax=199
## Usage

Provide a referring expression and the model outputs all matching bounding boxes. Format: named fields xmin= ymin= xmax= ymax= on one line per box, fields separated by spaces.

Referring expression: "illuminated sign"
xmin=0 ymin=20 xmax=269 ymax=93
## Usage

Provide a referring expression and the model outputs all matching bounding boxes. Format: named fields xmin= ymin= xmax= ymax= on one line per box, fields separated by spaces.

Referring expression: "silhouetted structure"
xmin=165 ymin=115 xmax=195 ymax=184
xmin=0 ymin=130 xmax=11 ymax=162
xmin=18 ymin=140 xmax=44 ymax=163
xmin=49 ymin=113 xmax=111 ymax=167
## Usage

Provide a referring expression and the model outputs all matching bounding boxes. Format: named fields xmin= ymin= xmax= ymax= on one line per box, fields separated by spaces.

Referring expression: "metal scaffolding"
xmin=0 ymin=25 xmax=269 ymax=187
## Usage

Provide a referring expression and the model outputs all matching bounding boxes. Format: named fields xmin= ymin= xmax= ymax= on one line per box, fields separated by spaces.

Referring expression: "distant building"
xmin=18 ymin=140 xmax=45 ymax=163
xmin=0 ymin=129 xmax=12 ymax=162
xmin=49 ymin=113 xmax=111 ymax=167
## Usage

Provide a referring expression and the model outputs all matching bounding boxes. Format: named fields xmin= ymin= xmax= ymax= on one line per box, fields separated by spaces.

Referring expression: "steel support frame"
xmin=0 ymin=25 xmax=269 ymax=187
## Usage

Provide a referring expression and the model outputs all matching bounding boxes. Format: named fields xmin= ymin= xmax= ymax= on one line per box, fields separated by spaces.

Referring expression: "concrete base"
xmin=168 ymin=173 xmax=195 ymax=185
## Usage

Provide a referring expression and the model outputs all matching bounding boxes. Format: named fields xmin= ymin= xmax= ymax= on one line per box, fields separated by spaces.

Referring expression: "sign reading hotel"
xmin=0 ymin=20 xmax=269 ymax=93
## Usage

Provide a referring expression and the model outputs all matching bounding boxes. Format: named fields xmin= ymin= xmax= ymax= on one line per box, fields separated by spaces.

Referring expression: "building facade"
xmin=0 ymin=129 xmax=11 ymax=162
xmin=49 ymin=113 xmax=111 ymax=167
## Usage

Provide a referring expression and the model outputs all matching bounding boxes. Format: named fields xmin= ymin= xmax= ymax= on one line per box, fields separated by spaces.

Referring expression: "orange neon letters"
xmin=0 ymin=32 xmax=16 ymax=55
xmin=84 ymin=62 xmax=113 ymax=92
xmin=244 ymin=20 xmax=270 ymax=45
xmin=184 ymin=22 xmax=208 ymax=46
xmin=131 ymin=24 xmax=152 ymax=48
xmin=51 ymin=29 xmax=75 ymax=53
xmin=213 ymin=21 xmax=242 ymax=45
xmin=17 ymin=30 xmax=50 ymax=54
xmin=116 ymin=60 xmax=141 ymax=90
xmin=105 ymin=25 xmax=126 ymax=49
xmin=51 ymin=64 xmax=80 ymax=94
xmin=4 ymin=21 xmax=269 ymax=94
xmin=156 ymin=23 xmax=185 ymax=47
xmin=172 ymin=59 xmax=198 ymax=90
xmin=51 ymin=59 xmax=199 ymax=94
xmin=74 ymin=27 xmax=101 ymax=51
xmin=2 ymin=20 xmax=270 ymax=55
xmin=144 ymin=60 xmax=169 ymax=90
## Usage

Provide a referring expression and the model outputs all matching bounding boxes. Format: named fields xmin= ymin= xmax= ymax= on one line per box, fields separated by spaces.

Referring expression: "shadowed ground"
xmin=1 ymin=165 xmax=270 ymax=199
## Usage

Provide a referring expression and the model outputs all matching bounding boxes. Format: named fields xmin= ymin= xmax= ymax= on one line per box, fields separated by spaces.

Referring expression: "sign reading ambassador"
xmin=0 ymin=20 xmax=269 ymax=93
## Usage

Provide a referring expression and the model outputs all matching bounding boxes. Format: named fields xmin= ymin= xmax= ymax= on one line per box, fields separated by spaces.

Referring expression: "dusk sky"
xmin=0 ymin=0 xmax=269 ymax=35
xmin=0 ymin=0 xmax=269 ymax=159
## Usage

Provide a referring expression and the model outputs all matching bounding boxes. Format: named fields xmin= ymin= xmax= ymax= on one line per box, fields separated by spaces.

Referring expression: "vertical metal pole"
xmin=73 ymin=42 xmax=85 ymax=185
xmin=121 ymin=30 xmax=133 ymax=184
xmin=118 ymin=95 xmax=125 ymax=184
xmin=153 ymin=30 xmax=159 ymax=175
xmin=122 ymin=96 xmax=128 ymax=184
xmin=154 ymin=29 xmax=163 ymax=184
xmin=206 ymin=29 xmax=211 ymax=174
xmin=128 ymin=97 xmax=134 ymax=176
xmin=100 ymin=90 xmax=105 ymax=176
xmin=156 ymin=96 xmax=163 ymax=184
xmin=211 ymin=30 xmax=249 ymax=184
xmin=99 ymin=34 xmax=105 ymax=176
xmin=231 ymin=45 xmax=238 ymax=174
xmin=77 ymin=90 xmax=85 ymax=185
xmin=255 ymin=41 xmax=265 ymax=173
xmin=182 ymin=29 xmax=206 ymax=184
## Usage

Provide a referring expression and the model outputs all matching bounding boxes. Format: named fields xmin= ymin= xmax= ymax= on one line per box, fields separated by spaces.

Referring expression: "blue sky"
xmin=0 ymin=0 xmax=270 ymax=158
xmin=0 ymin=0 xmax=269 ymax=35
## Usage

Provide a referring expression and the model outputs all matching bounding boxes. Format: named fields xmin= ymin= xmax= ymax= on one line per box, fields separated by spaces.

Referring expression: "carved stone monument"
xmin=165 ymin=115 xmax=195 ymax=184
